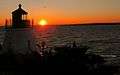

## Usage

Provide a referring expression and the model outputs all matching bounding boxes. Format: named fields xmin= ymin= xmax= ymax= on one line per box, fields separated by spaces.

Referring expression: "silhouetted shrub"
xmin=0 ymin=45 xmax=118 ymax=75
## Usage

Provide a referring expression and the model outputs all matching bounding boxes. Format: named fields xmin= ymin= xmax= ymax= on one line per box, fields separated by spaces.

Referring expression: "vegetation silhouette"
xmin=0 ymin=42 xmax=118 ymax=74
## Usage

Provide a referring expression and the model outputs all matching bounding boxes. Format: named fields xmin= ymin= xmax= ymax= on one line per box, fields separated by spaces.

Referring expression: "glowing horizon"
xmin=0 ymin=0 xmax=120 ymax=25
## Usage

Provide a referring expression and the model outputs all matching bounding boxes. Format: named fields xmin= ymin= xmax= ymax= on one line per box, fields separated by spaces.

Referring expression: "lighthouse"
xmin=3 ymin=4 xmax=36 ymax=54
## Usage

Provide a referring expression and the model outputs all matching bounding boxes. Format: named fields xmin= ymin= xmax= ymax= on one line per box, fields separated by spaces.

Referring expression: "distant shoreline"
xmin=58 ymin=23 xmax=120 ymax=26
xmin=44 ymin=23 xmax=120 ymax=26
xmin=0 ymin=23 xmax=120 ymax=28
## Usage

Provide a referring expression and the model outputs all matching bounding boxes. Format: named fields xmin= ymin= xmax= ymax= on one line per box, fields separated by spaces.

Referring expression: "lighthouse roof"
xmin=12 ymin=4 xmax=28 ymax=15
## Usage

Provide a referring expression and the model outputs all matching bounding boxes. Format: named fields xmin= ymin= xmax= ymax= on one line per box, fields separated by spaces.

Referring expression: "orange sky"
xmin=0 ymin=0 xmax=120 ymax=25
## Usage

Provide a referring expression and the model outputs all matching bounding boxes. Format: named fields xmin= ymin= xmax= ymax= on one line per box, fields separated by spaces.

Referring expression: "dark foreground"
xmin=0 ymin=45 xmax=119 ymax=75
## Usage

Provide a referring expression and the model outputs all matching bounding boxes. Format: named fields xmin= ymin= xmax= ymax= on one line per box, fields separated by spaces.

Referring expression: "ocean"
xmin=33 ymin=25 xmax=120 ymax=46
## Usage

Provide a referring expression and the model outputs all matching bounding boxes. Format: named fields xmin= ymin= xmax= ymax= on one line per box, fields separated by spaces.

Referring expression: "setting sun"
xmin=38 ymin=19 xmax=48 ymax=26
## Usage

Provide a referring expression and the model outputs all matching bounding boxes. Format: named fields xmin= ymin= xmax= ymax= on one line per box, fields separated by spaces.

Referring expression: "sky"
xmin=0 ymin=0 xmax=120 ymax=25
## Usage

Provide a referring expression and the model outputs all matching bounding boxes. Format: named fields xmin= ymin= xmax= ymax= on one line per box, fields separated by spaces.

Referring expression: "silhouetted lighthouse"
xmin=12 ymin=4 xmax=30 ymax=28
xmin=3 ymin=4 xmax=36 ymax=54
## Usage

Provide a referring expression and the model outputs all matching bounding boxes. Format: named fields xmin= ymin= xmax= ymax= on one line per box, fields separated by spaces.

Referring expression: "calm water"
xmin=32 ymin=25 xmax=120 ymax=46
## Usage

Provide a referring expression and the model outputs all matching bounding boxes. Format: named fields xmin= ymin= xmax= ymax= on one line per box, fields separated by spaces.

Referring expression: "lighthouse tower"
xmin=3 ymin=4 xmax=36 ymax=54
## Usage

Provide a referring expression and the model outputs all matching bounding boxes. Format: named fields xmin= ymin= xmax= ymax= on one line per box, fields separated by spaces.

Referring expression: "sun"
xmin=38 ymin=19 xmax=48 ymax=26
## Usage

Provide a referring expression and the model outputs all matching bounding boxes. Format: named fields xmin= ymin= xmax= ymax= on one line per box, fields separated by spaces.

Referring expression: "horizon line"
xmin=0 ymin=22 xmax=120 ymax=27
